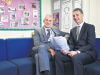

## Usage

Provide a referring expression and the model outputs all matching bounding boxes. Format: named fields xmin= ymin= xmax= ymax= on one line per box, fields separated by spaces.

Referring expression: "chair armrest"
xmin=32 ymin=46 xmax=40 ymax=53
xmin=64 ymin=33 xmax=69 ymax=40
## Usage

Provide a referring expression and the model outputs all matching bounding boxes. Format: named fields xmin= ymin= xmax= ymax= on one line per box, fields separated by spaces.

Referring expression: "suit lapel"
xmin=74 ymin=27 xmax=77 ymax=40
xmin=41 ymin=28 xmax=48 ymax=41
xmin=78 ymin=23 xmax=87 ymax=40
xmin=52 ymin=28 xmax=60 ymax=36
xmin=51 ymin=28 xmax=57 ymax=36
xmin=41 ymin=27 xmax=60 ymax=42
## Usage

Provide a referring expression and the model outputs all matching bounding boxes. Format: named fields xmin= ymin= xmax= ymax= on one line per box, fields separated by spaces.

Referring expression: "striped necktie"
xmin=47 ymin=29 xmax=50 ymax=39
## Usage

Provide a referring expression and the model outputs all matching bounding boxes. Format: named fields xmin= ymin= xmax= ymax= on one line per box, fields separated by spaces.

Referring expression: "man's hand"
xmin=67 ymin=51 xmax=78 ymax=57
xmin=49 ymin=48 xmax=55 ymax=57
xmin=61 ymin=50 xmax=69 ymax=55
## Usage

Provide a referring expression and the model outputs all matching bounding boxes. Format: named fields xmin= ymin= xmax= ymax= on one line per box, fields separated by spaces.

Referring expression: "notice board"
xmin=0 ymin=0 xmax=40 ymax=30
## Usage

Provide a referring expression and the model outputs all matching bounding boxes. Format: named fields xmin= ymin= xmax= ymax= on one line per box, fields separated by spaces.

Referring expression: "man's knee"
xmin=38 ymin=44 xmax=48 ymax=51
xmin=39 ymin=44 xmax=47 ymax=48
xmin=72 ymin=54 xmax=82 ymax=63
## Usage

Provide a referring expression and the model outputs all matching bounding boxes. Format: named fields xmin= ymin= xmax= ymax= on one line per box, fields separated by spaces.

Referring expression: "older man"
xmin=32 ymin=15 xmax=67 ymax=75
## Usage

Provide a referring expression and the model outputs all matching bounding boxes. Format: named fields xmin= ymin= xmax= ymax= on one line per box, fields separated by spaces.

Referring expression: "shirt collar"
xmin=44 ymin=26 xmax=51 ymax=30
xmin=45 ymin=28 xmax=51 ymax=32
xmin=77 ymin=21 xmax=84 ymax=28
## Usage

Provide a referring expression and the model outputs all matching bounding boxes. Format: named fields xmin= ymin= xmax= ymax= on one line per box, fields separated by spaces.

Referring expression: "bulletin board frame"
xmin=0 ymin=0 xmax=42 ymax=31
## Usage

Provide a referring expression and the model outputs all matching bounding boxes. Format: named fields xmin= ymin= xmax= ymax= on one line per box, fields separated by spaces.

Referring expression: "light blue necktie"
xmin=47 ymin=29 xmax=50 ymax=39
xmin=77 ymin=26 xmax=80 ymax=40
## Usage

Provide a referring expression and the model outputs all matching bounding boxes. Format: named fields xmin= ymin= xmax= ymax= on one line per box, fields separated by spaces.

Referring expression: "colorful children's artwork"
xmin=18 ymin=4 xmax=25 ymax=11
xmin=33 ymin=10 xmax=38 ymax=18
xmin=0 ymin=6 xmax=4 ymax=14
xmin=10 ymin=13 xmax=16 ymax=21
xmin=0 ymin=0 xmax=40 ymax=29
xmin=2 ymin=0 xmax=13 ymax=5
xmin=8 ymin=7 xmax=16 ymax=13
xmin=10 ymin=21 xmax=18 ymax=27
xmin=1 ymin=15 xmax=8 ymax=22
xmin=0 ymin=22 xmax=3 ymax=26
xmin=21 ymin=17 xmax=29 ymax=25
xmin=24 ymin=11 xmax=30 ymax=17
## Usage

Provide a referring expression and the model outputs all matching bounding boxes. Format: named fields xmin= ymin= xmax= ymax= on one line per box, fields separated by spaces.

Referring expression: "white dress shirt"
xmin=45 ymin=28 xmax=55 ymax=41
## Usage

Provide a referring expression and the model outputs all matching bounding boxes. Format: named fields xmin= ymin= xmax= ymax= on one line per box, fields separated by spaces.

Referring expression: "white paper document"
xmin=50 ymin=36 xmax=70 ymax=51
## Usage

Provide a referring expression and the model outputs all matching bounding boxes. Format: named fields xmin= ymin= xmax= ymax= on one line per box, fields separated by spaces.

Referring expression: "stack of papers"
xmin=50 ymin=36 xmax=70 ymax=51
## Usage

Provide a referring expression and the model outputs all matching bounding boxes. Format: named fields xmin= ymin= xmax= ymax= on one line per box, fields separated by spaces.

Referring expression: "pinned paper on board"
xmin=10 ymin=21 xmax=18 ymax=27
xmin=21 ymin=17 xmax=29 ymax=25
xmin=8 ymin=7 xmax=16 ymax=13
xmin=33 ymin=10 xmax=38 ymax=18
xmin=0 ymin=6 xmax=4 ymax=14
xmin=1 ymin=15 xmax=8 ymax=22
xmin=2 ymin=0 xmax=13 ymax=5
xmin=18 ymin=4 xmax=25 ymax=11
xmin=24 ymin=11 xmax=30 ymax=17
xmin=0 ymin=21 xmax=3 ymax=26
xmin=10 ymin=13 xmax=16 ymax=21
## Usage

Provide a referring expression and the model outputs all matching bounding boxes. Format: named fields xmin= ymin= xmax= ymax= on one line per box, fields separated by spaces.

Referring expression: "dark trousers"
xmin=55 ymin=51 xmax=94 ymax=75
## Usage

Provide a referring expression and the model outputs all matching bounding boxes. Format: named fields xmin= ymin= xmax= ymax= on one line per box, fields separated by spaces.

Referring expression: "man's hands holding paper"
xmin=49 ymin=36 xmax=81 ymax=57
xmin=63 ymin=50 xmax=81 ymax=57
xmin=61 ymin=50 xmax=69 ymax=55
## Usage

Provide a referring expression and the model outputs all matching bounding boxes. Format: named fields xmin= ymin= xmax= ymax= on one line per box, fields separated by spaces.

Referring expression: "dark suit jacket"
xmin=68 ymin=22 xmax=97 ymax=59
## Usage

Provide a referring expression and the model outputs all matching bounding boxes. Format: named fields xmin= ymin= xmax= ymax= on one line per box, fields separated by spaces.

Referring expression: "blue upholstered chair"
xmin=6 ymin=38 xmax=35 ymax=75
xmin=84 ymin=38 xmax=100 ymax=75
xmin=0 ymin=39 xmax=17 ymax=75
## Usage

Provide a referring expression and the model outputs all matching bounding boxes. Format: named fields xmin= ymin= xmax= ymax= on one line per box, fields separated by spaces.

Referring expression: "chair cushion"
xmin=84 ymin=60 xmax=100 ymax=75
xmin=0 ymin=61 xmax=17 ymax=75
xmin=0 ymin=39 xmax=7 ymax=61
xmin=64 ymin=62 xmax=74 ymax=75
xmin=7 ymin=38 xmax=33 ymax=59
xmin=96 ymin=38 xmax=100 ymax=59
xmin=10 ymin=57 xmax=36 ymax=75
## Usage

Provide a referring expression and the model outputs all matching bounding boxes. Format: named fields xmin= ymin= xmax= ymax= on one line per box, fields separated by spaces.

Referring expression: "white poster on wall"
xmin=54 ymin=0 xmax=60 ymax=10
xmin=61 ymin=0 xmax=72 ymax=32
xmin=61 ymin=0 xmax=83 ymax=32
xmin=73 ymin=0 xmax=82 ymax=9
